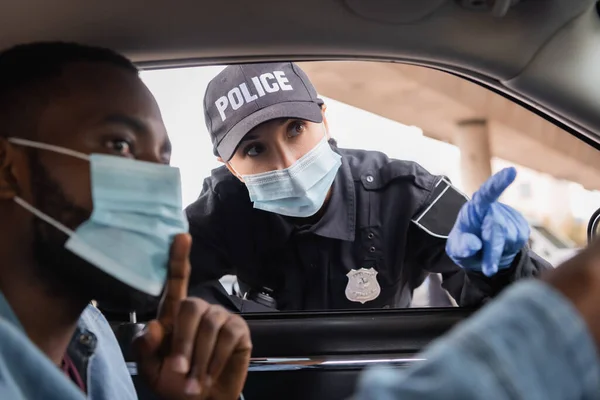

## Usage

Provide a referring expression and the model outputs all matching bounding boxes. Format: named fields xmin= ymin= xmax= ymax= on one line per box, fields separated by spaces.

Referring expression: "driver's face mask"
xmin=240 ymin=129 xmax=342 ymax=218
xmin=7 ymin=138 xmax=189 ymax=296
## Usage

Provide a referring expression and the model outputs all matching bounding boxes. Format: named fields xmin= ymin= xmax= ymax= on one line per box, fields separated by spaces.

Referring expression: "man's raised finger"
xmin=157 ymin=233 xmax=192 ymax=325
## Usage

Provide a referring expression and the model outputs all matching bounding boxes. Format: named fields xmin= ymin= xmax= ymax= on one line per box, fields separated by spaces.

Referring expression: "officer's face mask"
xmin=7 ymin=138 xmax=189 ymax=299
xmin=240 ymin=132 xmax=342 ymax=218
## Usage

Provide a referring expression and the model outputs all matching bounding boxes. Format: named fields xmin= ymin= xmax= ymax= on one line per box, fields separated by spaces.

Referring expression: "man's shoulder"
xmin=0 ymin=316 xmax=86 ymax=399
xmin=338 ymin=147 xmax=438 ymax=192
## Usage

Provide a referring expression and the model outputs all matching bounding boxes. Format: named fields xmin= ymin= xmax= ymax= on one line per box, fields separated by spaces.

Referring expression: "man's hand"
xmin=446 ymin=167 xmax=530 ymax=277
xmin=133 ymin=234 xmax=252 ymax=400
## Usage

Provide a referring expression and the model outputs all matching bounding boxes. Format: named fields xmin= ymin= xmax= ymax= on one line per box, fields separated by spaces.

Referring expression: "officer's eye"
xmin=288 ymin=120 xmax=306 ymax=137
xmin=106 ymin=138 xmax=134 ymax=157
xmin=244 ymin=142 xmax=265 ymax=157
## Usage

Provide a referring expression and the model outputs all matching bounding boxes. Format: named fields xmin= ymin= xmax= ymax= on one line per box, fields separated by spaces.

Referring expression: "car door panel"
xmin=242 ymin=308 xmax=473 ymax=399
xmin=118 ymin=308 xmax=474 ymax=400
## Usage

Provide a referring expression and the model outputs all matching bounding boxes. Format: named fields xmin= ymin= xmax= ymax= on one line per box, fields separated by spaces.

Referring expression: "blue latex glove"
xmin=446 ymin=167 xmax=530 ymax=277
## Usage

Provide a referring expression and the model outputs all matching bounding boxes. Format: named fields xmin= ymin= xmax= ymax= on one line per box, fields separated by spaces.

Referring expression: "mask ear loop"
xmin=13 ymin=197 xmax=75 ymax=236
xmin=7 ymin=137 xmax=87 ymax=237
xmin=227 ymin=162 xmax=244 ymax=181
xmin=7 ymin=138 xmax=90 ymax=161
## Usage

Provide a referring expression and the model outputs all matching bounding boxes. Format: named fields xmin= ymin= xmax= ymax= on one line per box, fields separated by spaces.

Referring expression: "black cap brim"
xmin=216 ymin=101 xmax=323 ymax=161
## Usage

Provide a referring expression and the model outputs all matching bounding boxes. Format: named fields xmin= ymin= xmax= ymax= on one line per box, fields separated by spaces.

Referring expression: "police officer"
xmin=186 ymin=62 xmax=551 ymax=311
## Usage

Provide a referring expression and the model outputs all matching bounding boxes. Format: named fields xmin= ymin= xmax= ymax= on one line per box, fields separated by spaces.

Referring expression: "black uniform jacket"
xmin=186 ymin=147 xmax=552 ymax=311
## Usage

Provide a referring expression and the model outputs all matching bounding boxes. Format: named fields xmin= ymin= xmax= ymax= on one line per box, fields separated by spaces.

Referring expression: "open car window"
xmin=141 ymin=60 xmax=595 ymax=313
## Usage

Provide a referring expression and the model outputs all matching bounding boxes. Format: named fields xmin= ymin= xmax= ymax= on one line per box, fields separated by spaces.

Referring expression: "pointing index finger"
xmin=157 ymin=233 xmax=192 ymax=326
xmin=472 ymin=167 xmax=517 ymax=210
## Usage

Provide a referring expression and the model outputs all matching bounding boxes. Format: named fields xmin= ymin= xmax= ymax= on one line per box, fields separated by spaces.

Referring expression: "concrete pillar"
xmin=455 ymin=119 xmax=492 ymax=196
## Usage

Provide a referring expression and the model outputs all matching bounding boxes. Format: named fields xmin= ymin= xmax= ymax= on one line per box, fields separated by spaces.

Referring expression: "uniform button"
xmin=366 ymin=175 xmax=374 ymax=183
xmin=368 ymin=233 xmax=374 ymax=239
xmin=369 ymin=246 xmax=376 ymax=253
xmin=383 ymin=305 xmax=390 ymax=309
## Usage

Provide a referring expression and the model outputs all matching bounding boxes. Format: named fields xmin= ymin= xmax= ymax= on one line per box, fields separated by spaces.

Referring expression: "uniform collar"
xmin=279 ymin=153 xmax=356 ymax=242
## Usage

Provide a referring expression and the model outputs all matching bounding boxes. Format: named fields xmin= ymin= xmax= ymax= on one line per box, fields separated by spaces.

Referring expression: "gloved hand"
xmin=446 ymin=167 xmax=530 ymax=277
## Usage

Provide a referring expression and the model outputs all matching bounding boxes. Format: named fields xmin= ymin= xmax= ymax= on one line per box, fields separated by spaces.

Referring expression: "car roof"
xmin=2 ymin=0 xmax=599 ymax=143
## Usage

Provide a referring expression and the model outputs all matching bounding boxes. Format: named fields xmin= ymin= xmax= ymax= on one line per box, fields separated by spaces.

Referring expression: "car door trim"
xmin=249 ymin=354 xmax=425 ymax=371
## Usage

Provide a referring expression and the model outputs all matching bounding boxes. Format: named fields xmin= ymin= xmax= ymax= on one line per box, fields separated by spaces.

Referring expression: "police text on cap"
xmin=215 ymin=70 xmax=294 ymax=122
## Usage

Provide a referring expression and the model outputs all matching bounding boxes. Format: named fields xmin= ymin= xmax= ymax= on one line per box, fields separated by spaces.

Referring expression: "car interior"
xmin=4 ymin=0 xmax=600 ymax=399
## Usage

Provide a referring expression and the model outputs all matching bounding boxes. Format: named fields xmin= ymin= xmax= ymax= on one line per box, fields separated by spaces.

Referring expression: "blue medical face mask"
xmin=7 ymin=138 xmax=189 ymax=296
xmin=241 ymin=135 xmax=342 ymax=218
